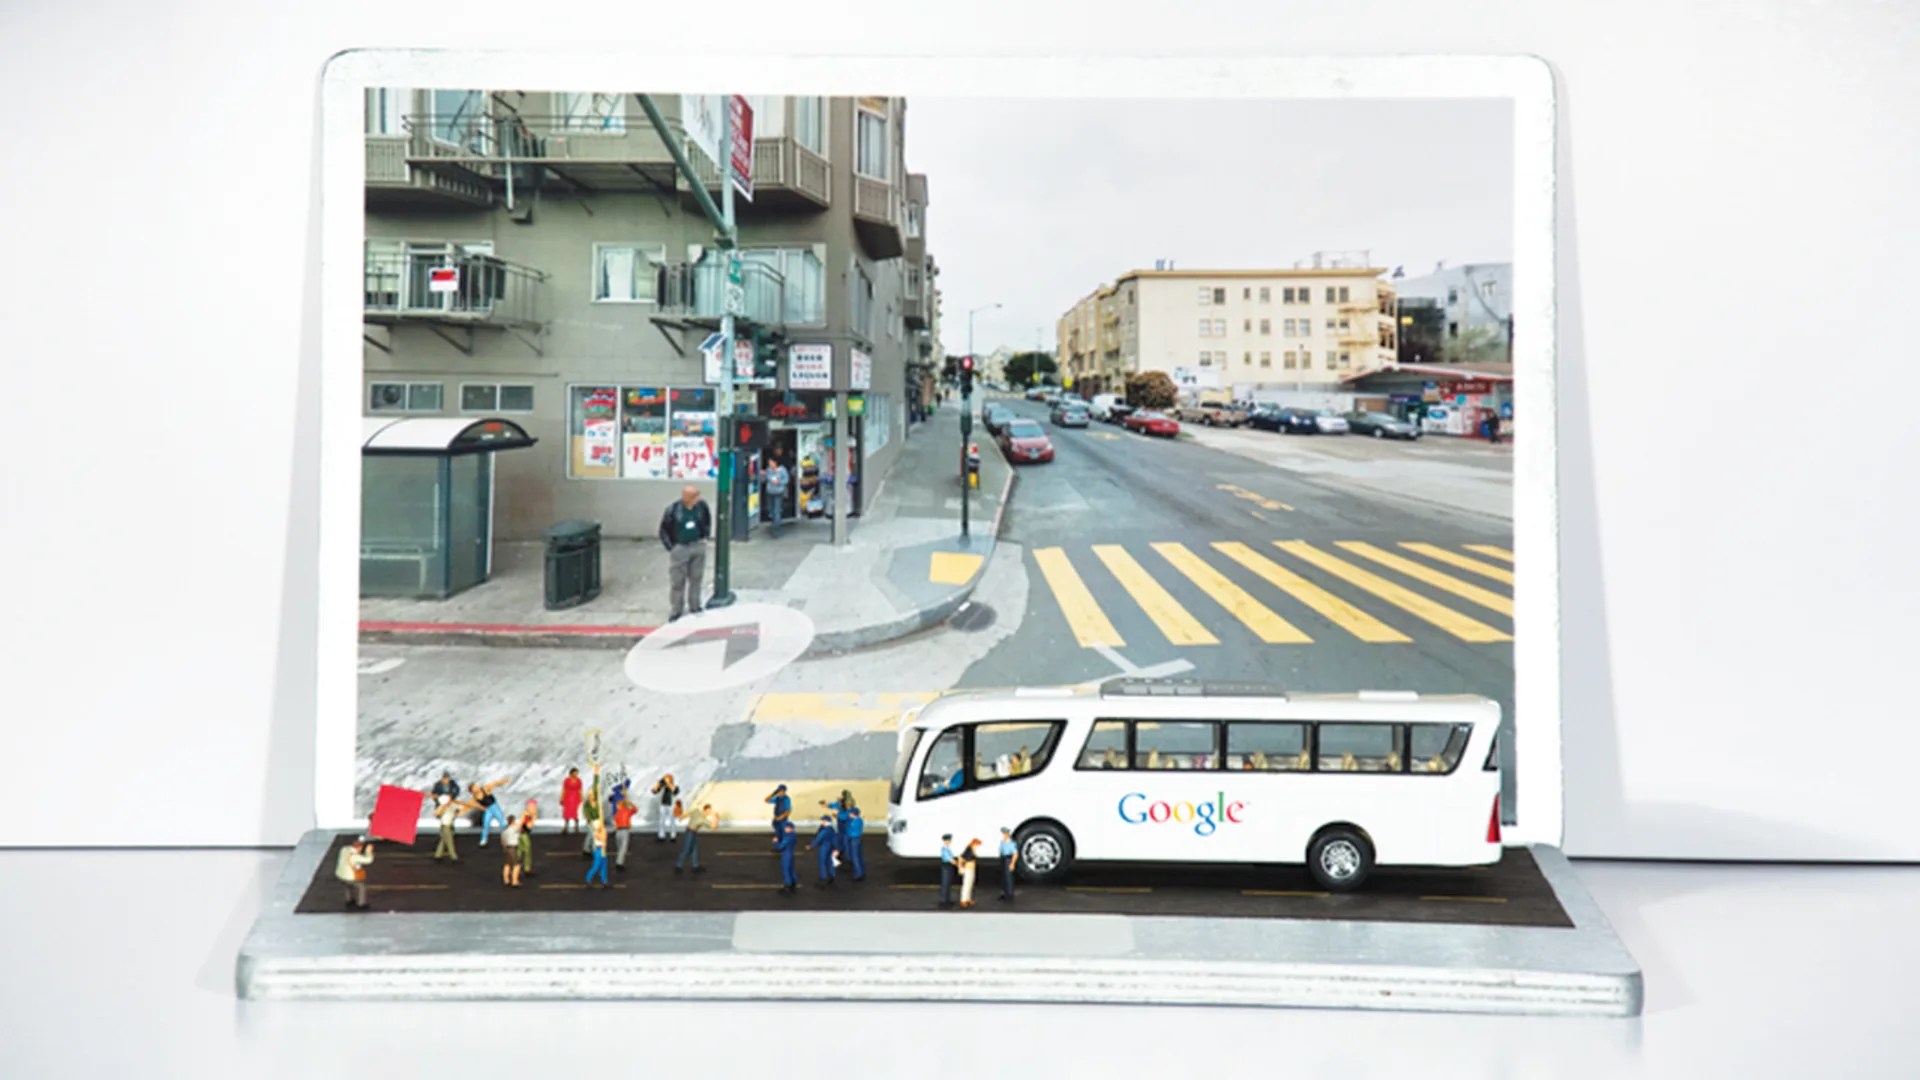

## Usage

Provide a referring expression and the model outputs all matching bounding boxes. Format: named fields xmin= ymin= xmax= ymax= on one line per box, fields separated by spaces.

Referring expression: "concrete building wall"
xmin=1392 ymin=262 xmax=1513 ymax=339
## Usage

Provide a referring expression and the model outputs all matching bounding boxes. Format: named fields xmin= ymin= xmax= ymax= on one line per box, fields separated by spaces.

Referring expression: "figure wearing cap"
xmin=843 ymin=807 xmax=867 ymax=882
xmin=807 ymin=814 xmax=840 ymax=886
xmin=335 ymin=836 xmax=374 ymax=910
xmin=997 ymin=826 xmax=1018 ymax=901
xmin=765 ymin=784 xmax=792 ymax=824
xmin=937 ymin=833 xmax=957 ymax=909
xmin=772 ymin=816 xmax=799 ymax=894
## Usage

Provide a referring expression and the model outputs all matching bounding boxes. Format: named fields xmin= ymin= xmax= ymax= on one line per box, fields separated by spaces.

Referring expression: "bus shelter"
xmin=360 ymin=416 xmax=538 ymax=599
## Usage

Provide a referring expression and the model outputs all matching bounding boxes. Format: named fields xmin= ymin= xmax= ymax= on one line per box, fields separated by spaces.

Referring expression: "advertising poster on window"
xmin=850 ymin=347 xmax=871 ymax=390
xmin=583 ymin=419 xmax=617 ymax=470
xmin=788 ymin=343 xmax=832 ymax=390
xmin=620 ymin=387 xmax=669 ymax=479
xmin=669 ymin=387 xmax=717 ymax=480
xmin=574 ymin=386 xmax=620 ymax=476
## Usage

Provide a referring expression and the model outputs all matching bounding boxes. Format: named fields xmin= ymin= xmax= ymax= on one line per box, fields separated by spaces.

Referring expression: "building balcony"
xmin=652 ymin=260 xmax=789 ymax=329
xmin=683 ymin=136 xmax=832 ymax=213
xmin=365 ymin=135 xmax=496 ymax=211
xmin=852 ymin=175 xmax=904 ymax=260
xmin=363 ymin=249 xmax=548 ymax=334
xmin=367 ymin=112 xmax=684 ymax=212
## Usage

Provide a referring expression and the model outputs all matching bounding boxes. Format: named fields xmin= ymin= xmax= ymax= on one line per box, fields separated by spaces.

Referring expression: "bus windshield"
xmin=891 ymin=728 xmax=926 ymax=805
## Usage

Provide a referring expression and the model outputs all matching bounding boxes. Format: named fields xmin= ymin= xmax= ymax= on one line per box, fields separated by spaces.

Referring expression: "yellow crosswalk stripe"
xmin=1336 ymin=542 xmax=1514 ymax=617
xmin=1465 ymin=544 xmax=1514 ymax=563
xmin=1399 ymin=543 xmax=1515 ymax=585
xmin=1211 ymin=542 xmax=1410 ymax=643
xmin=1151 ymin=542 xmax=1311 ymax=643
xmin=1093 ymin=545 xmax=1218 ymax=645
xmin=1274 ymin=542 xmax=1512 ymax=643
xmin=1033 ymin=547 xmax=1125 ymax=648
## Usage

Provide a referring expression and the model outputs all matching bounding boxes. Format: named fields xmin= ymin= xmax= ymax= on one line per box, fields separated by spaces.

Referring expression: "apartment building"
xmin=1056 ymin=258 xmax=1400 ymax=401
xmin=1391 ymin=262 xmax=1512 ymax=344
xmin=362 ymin=89 xmax=933 ymax=541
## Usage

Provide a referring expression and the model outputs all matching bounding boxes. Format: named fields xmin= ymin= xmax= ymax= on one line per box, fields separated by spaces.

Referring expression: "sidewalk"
xmin=360 ymin=401 xmax=1015 ymax=655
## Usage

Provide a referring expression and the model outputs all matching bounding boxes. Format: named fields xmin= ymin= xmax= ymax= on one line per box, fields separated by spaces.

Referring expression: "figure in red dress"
xmin=560 ymin=767 xmax=584 ymax=836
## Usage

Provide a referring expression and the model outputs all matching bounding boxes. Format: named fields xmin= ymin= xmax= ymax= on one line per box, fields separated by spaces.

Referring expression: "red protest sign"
xmin=369 ymin=784 xmax=426 ymax=844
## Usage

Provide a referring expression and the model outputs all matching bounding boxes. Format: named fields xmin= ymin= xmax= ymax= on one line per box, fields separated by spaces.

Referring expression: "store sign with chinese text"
xmin=788 ymin=343 xmax=832 ymax=390
xmin=850 ymin=348 xmax=871 ymax=391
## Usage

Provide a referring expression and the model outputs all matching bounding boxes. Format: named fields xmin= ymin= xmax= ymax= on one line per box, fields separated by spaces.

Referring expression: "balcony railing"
xmin=363 ymin=250 xmax=547 ymax=329
xmin=654 ymin=260 xmax=788 ymax=327
xmin=687 ymin=136 xmax=831 ymax=207
xmin=853 ymin=176 xmax=894 ymax=224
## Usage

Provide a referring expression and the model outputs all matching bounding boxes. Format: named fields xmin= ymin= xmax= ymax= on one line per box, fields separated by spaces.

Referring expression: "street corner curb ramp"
xmin=358 ymin=461 xmax=1021 ymax=656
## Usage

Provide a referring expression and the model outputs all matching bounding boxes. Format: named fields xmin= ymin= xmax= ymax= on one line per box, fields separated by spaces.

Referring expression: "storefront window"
xmin=569 ymin=384 xmax=717 ymax=481
xmin=667 ymin=387 xmax=717 ymax=480
xmin=620 ymin=387 xmax=670 ymax=479
xmin=570 ymin=386 xmax=620 ymax=478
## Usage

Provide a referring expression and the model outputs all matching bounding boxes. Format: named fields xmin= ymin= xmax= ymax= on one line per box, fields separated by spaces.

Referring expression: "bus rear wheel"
xmin=1308 ymin=827 xmax=1374 ymax=892
xmin=1015 ymin=822 xmax=1074 ymax=884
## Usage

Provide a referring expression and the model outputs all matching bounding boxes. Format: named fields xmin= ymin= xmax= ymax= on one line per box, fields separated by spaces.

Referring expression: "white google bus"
xmin=886 ymin=678 xmax=1503 ymax=892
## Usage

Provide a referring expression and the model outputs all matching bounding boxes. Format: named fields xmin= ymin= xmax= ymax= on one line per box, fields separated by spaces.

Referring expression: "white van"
xmin=886 ymin=678 xmax=1503 ymax=892
xmin=1088 ymin=393 xmax=1122 ymax=421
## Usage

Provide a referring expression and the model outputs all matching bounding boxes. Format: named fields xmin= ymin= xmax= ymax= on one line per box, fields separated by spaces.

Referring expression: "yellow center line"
xmin=537 ymin=883 xmax=628 ymax=890
xmin=1066 ymin=885 xmax=1153 ymax=893
xmin=1399 ymin=543 xmax=1515 ymax=585
xmin=1242 ymin=889 xmax=1328 ymax=897
xmin=1033 ymin=547 xmax=1126 ymax=648
xmin=1216 ymin=483 xmax=1292 ymax=512
xmin=1250 ymin=510 xmax=1268 ymax=522
xmin=1274 ymin=542 xmax=1511 ymax=643
xmin=364 ymin=884 xmax=450 ymax=890
xmin=889 ymin=884 xmax=939 ymax=890
xmin=1336 ymin=542 xmax=1514 ymax=617
xmin=1465 ymin=544 xmax=1515 ymax=563
xmin=1212 ymin=542 xmax=1410 ymax=643
xmin=1093 ymin=545 xmax=1218 ymax=646
xmin=1418 ymin=895 xmax=1507 ymax=904
xmin=1151 ymin=542 xmax=1312 ymax=643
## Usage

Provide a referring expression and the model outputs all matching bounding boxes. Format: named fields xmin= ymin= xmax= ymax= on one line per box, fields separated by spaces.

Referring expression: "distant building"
xmin=1056 ymin=254 xmax=1399 ymax=401
xmin=1391 ymin=262 xmax=1512 ymax=348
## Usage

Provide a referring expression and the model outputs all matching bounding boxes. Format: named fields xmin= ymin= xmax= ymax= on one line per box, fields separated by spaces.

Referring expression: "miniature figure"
xmin=808 ymin=814 xmax=840 ymax=887
xmin=772 ymin=816 xmax=799 ymax=894
xmin=432 ymin=792 xmax=477 ymax=862
xmin=586 ymin=816 xmax=611 ymax=887
xmin=997 ymin=826 xmax=1018 ymax=901
xmin=675 ymin=802 xmax=715 ymax=874
xmin=844 ymin=807 xmax=867 ymax=882
xmin=937 ymin=833 xmax=956 ymax=908
xmin=500 ymin=811 xmax=525 ymax=887
xmin=516 ymin=800 xmax=539 ymax=879
xmin=765 ymin=783 xmax=791 ymax=824
xmin=467 ymin=776 xmax=512 ymax=847
xmin=335 ymin=836 xmax=374 ymax=910
xmin=430 ymin=770 xmax=460 ymax=802
xmin=580 ymin=763 xmax=603 ymax=855
xmin=957 ymin=838 xmax=981 ymax=907
xmin=560 ymin=767 xmax=584 ymax=836
xmin=612 ymin=790 xmax=637 ymax=871
xmin=652 ymin=772 xmax=681 ymax=842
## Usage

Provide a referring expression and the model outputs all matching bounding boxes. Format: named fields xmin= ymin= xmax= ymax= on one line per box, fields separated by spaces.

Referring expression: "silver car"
xmin=1310 ymin=409 xmax=1349 ymax=435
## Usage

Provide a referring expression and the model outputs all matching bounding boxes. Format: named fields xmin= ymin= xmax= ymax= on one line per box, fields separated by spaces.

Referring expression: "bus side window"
xmin=1410 ymin=722 xmax=1473 ymax=775
xmin=1133 ymin=720 xmax=1216 ymax=771
xmin=974 ymin=721 xmax=1064 ymax=785
xmin=917 ymin=729 xmax=966 ymax=800
xmin=1316 ymin=723 xmax=1405 ymax=773
xmin=1225 ymin=721 xmax=1307 ymax=771
xmin=1076 ymin=720 xmax=1129 ymax=770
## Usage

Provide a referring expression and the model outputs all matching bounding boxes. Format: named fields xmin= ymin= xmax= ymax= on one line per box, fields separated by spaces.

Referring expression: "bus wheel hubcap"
xmin=1321 ymin=841 xmax=1359 ymax=878
xmin=1025 ymin=838 xmax=1058 ymax=871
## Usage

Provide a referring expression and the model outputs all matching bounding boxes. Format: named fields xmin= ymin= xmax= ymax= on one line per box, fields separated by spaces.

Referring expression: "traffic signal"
xmin=751 ymin=324 xmax=781 ymax=381
xmin=960 ymin=354 xmax=975 ymax=396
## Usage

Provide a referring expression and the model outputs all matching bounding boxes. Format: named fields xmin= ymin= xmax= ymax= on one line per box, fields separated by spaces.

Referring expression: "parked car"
xmin=1245 ymin=405 xmax=1291 ymax=433
xmin=1306 ymin=408 xmax=1351 ymax=435
xmin=1104 ymin=401 xmax=1137 ymax=424
xmin=983 ymin=404 xmax=1015 ymax=436
xmin=1051 ymin=402 xmax=1091 ymax=428
xmin=1263 ymin=407 xmax=1348 ymax=434
xmin=1123 ymin=410 xmax=1181 ymax=438
xmin=999 ymin=419 xmax=1055 ymax=463
xmin=1025 ymin=387 xmax=1052 ymax=402
xmin=1345 ymin=410 xmax=1421 ymax=440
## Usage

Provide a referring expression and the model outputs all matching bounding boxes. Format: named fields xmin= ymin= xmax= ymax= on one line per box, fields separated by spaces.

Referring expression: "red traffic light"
xmin=961 ymin=356 xmax=975 ymax=371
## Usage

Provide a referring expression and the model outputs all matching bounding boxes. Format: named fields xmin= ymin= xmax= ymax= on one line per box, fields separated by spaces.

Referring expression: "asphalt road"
xmin=966 ymin=396 xmax=1518 ymax=816
xmin=297 ymin=829 xmax=1570 ymax=928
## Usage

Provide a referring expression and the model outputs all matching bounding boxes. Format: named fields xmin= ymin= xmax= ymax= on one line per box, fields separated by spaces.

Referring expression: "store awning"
xmin=361 ymin=416 xmax=539 ymax=457
xmin=1339 ymin=362 xmax=1515 ymax=387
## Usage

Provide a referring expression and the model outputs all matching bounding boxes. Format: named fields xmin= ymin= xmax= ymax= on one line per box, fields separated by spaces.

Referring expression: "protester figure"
xmin=652 ymin=773 xmax=681 ymax=842
xmin=675 ymin=803 xmax=715 ymax=874
xmin=821 ymin=790 xmax=855 ymax=863
xmin=612 ymin=790 xmax=637 ymax=872
xmin=500 ymin=811 xmax=525 ymax=887
xmin=560 ymin=768 xmax=584 ymax=837
xmin=430 ymin=771 xmax=460 ymax=802
xmin=580 ymin=763 xmax=603 ymax=856
xmin=336 ymin=836 xmax=374 ymax=910
xmin=467 ymin=776 xmax=512 ymax=847
xmin=433 ymin=792 xmax=477 ymax=862
xmin=765 ymin=783 xmax=791 ymax=825
xmin=516 ymin=800 xmax=539 ymax=879
xmin=658 ymin=484 xmax=713 ymax=621
xmin=586 ymin=817 xmax=611 ymax=888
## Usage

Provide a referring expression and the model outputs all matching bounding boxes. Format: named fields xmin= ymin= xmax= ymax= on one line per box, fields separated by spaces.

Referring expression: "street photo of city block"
xmin=346 ymin=89 xmax=1527 ymax=920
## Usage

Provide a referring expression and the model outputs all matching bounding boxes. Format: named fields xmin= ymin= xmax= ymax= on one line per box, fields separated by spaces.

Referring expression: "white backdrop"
xmin=3 ymin=0 xmax=1915 ymax=859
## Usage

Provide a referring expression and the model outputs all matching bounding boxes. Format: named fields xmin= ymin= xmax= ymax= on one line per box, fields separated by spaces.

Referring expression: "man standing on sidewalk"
xmin=763 ymin=454 xmax=790 ymax=538
xmin=658 ymin=485 xmax=712 ymax=621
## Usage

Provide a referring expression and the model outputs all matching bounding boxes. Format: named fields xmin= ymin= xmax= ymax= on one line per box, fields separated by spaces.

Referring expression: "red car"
xmin=998 ymin=419 xmax=1055 ymax=464
xmin=1124 ymin=410 xmax=1181 ymax=438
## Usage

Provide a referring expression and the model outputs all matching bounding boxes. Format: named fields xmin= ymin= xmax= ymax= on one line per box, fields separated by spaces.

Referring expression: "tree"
xmin=1452 ymin=325 xmax=1507 ymax=367
xmin=1003 ymin=351 xmax=1057 ymax=387
xmin=1125 ymin=370 xmax=1177 ymax=410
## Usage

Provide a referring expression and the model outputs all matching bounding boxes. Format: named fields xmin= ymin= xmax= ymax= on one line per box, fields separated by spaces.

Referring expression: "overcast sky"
xmin=904 ymin=97 xmax=1514 ymax=356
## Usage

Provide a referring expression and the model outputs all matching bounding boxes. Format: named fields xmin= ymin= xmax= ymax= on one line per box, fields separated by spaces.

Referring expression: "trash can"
xmin=543 ymin=520 xmax=602 ymax=611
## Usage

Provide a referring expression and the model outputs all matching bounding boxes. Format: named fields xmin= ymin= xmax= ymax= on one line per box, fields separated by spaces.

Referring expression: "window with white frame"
xmin=851 ymin=263 xmax=875 ymax=339
xmin=866 ymin=394 xmax=892 ymax=455
xmin=1259 ymin=318 xmax=1271 ymax=335
xmin=747 ymin=95 xmax=786 ymax=137
xmin=1197 ymin=287 xmax=1212 ymax=305
xmin=1259 ymin=286 xmax=1271 ymax=303
xmin=793 ymin=96 xmax=826 ymax=155
xmin=369 ymin=381 xmax=444 ymax=413
xmin=1338 ymin=351 xmax=1351 ymax=368
xmin=1259 ymin=351 xmax=1272 ymax=368
xmin=856 ymin=99 xmax=890 ymax=179
xmin=1284 ymin=351 xmax=1298 ymax=369
xmin=593 ymin=244 xmax=666 ymax=303
xmin=365 ymin=239 xmax=495 ymax=312
xmin=1298 ymin=320 xmax=1311 ymax=337
xmin=1198 ymin=352 xmax=1212 ymax=367
xmin=428 ymin=89 xmax=486 ymax=150
xmin=1326 ymin=351 xmax=1338 ymax=368
xmin=1198 ymin=319 xmax=1212 ymax=338
xmin=366 ymin=88 xmax=407 ymax=135
xmin=461 ymin=383 xmax=536 ymax=412
xmin=1243 ymin=319 xmax=1252 ymax=332
xmin=738 ymin=246 xmax=826 ymax=324
xmin=559 ymin=92 xmax=626 ymax=133
xmin=1212 ymin=287 xmax=1226 ymax=305
xmin=905 ymin=203 xmax=922 ymax=238
xmin=1212 ymin=319 xmax=1226 ymax=336
xmin=1242 ymin=351 xmax=1252 ymax=366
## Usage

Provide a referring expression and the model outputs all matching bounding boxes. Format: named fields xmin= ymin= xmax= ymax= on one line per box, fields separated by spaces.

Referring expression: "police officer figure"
xmin=938 ymin=833 xmax=957 ymax=908
xmin=997 ymin=826 xmax=1018 ymax=901
xmin=772 ymin=817 xmax=799 ymax=894
xmin=808 ymin=814 xmax=839 ymax=887
xmin=844 ymin=807 xmax=867 ymax=882
xmin=765 ymin=784 xmax=792 ymax=825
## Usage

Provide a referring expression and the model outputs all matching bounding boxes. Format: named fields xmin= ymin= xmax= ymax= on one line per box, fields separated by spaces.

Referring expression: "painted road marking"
xmin=1418 ymin=895 xmax=1507 ymax=904
xmin=746 ymin=691 xmax=944 ymax=730
xmin=537 ymin=883 xmax=628 ymax=890
xmin=1067 ymin=885 xmax=1153 ymax=893
xmin=622 ymin=602 xmax=816 ymax=694
xmin=1033 ymin=547 xmax=1126 ymax=648
xmin=1336 ymin=542 xmax=1514 ymax=617
xmin=685 ymin=779 xmax=892 ymax=829
xmin=1465 ymin=544 xmax=1515 ymax=563
xmin=1088 ymin=432 xmax=1121 ymax=441
xmin=1215 ymin=482 xmax=1293 ymax=512
xmin=358 ymin=657 xmax=405 ymax=676
xmin=711 ymin=884 xmax=786 ymax=890
xmin=1151 ymin=542 xmax=1311 ymax=644
xmin=1093 ymin=545 xmax=1218 ymax=646
xmin=889 ymin=884 xmax=939 ymax=890
xmin=1242 ymin=889 xmax=1328 ymax=898
xmin=929 ymin=551 xmax=984 ymax=586
xmin=1274 ymin=542 xmax=1512 ymax=643
xmin=1212 ymin=542 xmax=1411 ymax=643
xmin=1399 ymin=543 xmax=1515 ymax=585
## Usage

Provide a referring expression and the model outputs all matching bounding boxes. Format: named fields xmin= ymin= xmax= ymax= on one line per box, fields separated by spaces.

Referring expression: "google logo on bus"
xmin=1117 ymin=792 xmax=1246 ymax=837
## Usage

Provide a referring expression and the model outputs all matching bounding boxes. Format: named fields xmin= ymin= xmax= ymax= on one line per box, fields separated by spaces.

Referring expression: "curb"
xmin=360 ymin=448 xmax=1024 ymax=656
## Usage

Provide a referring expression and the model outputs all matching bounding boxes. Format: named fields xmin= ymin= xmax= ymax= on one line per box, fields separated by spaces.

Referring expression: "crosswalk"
xmin=1030 ymin=540 xmax=1516 ymax=647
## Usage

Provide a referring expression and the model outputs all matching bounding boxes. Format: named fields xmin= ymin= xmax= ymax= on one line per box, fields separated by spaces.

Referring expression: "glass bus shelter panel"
xmin=360 ymin=456 xmax=448 ymax=598
xmin=445 ymin=453 xmax=490 ymax=595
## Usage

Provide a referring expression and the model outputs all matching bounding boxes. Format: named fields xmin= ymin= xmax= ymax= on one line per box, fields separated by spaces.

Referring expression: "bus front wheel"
xmin=1308 ymin=827 xmax=1374 ymax=892
xmin=1015 ymin=822 xmax=1074 ymax=884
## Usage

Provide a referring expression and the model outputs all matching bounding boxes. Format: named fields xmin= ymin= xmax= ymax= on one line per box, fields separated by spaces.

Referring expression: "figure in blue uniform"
xmin=821 ymin=790 xmax=856 ymax=864
xmin=844 ymin=807 xmax=866 ymax=881
xmin=997 ymin=826 xmax=1018 ymax=901
xmin=937 ymin=833 xmax=957 ymax=908
xmin=772 ymin=817 xmax=799 ymax=894
xmin=765 ymin=784 xmax=792 ymax=825
xmin=808 ymin=815 xmax=839 ymax=886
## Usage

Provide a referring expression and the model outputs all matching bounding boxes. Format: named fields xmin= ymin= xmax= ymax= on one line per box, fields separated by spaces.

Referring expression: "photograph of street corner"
xmin=287 ymin=83 xmax=1637 ymax=1015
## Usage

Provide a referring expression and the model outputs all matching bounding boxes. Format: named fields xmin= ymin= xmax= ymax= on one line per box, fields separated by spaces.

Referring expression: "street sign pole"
xmin=712 ymin=98 xmax=739 ymax=609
